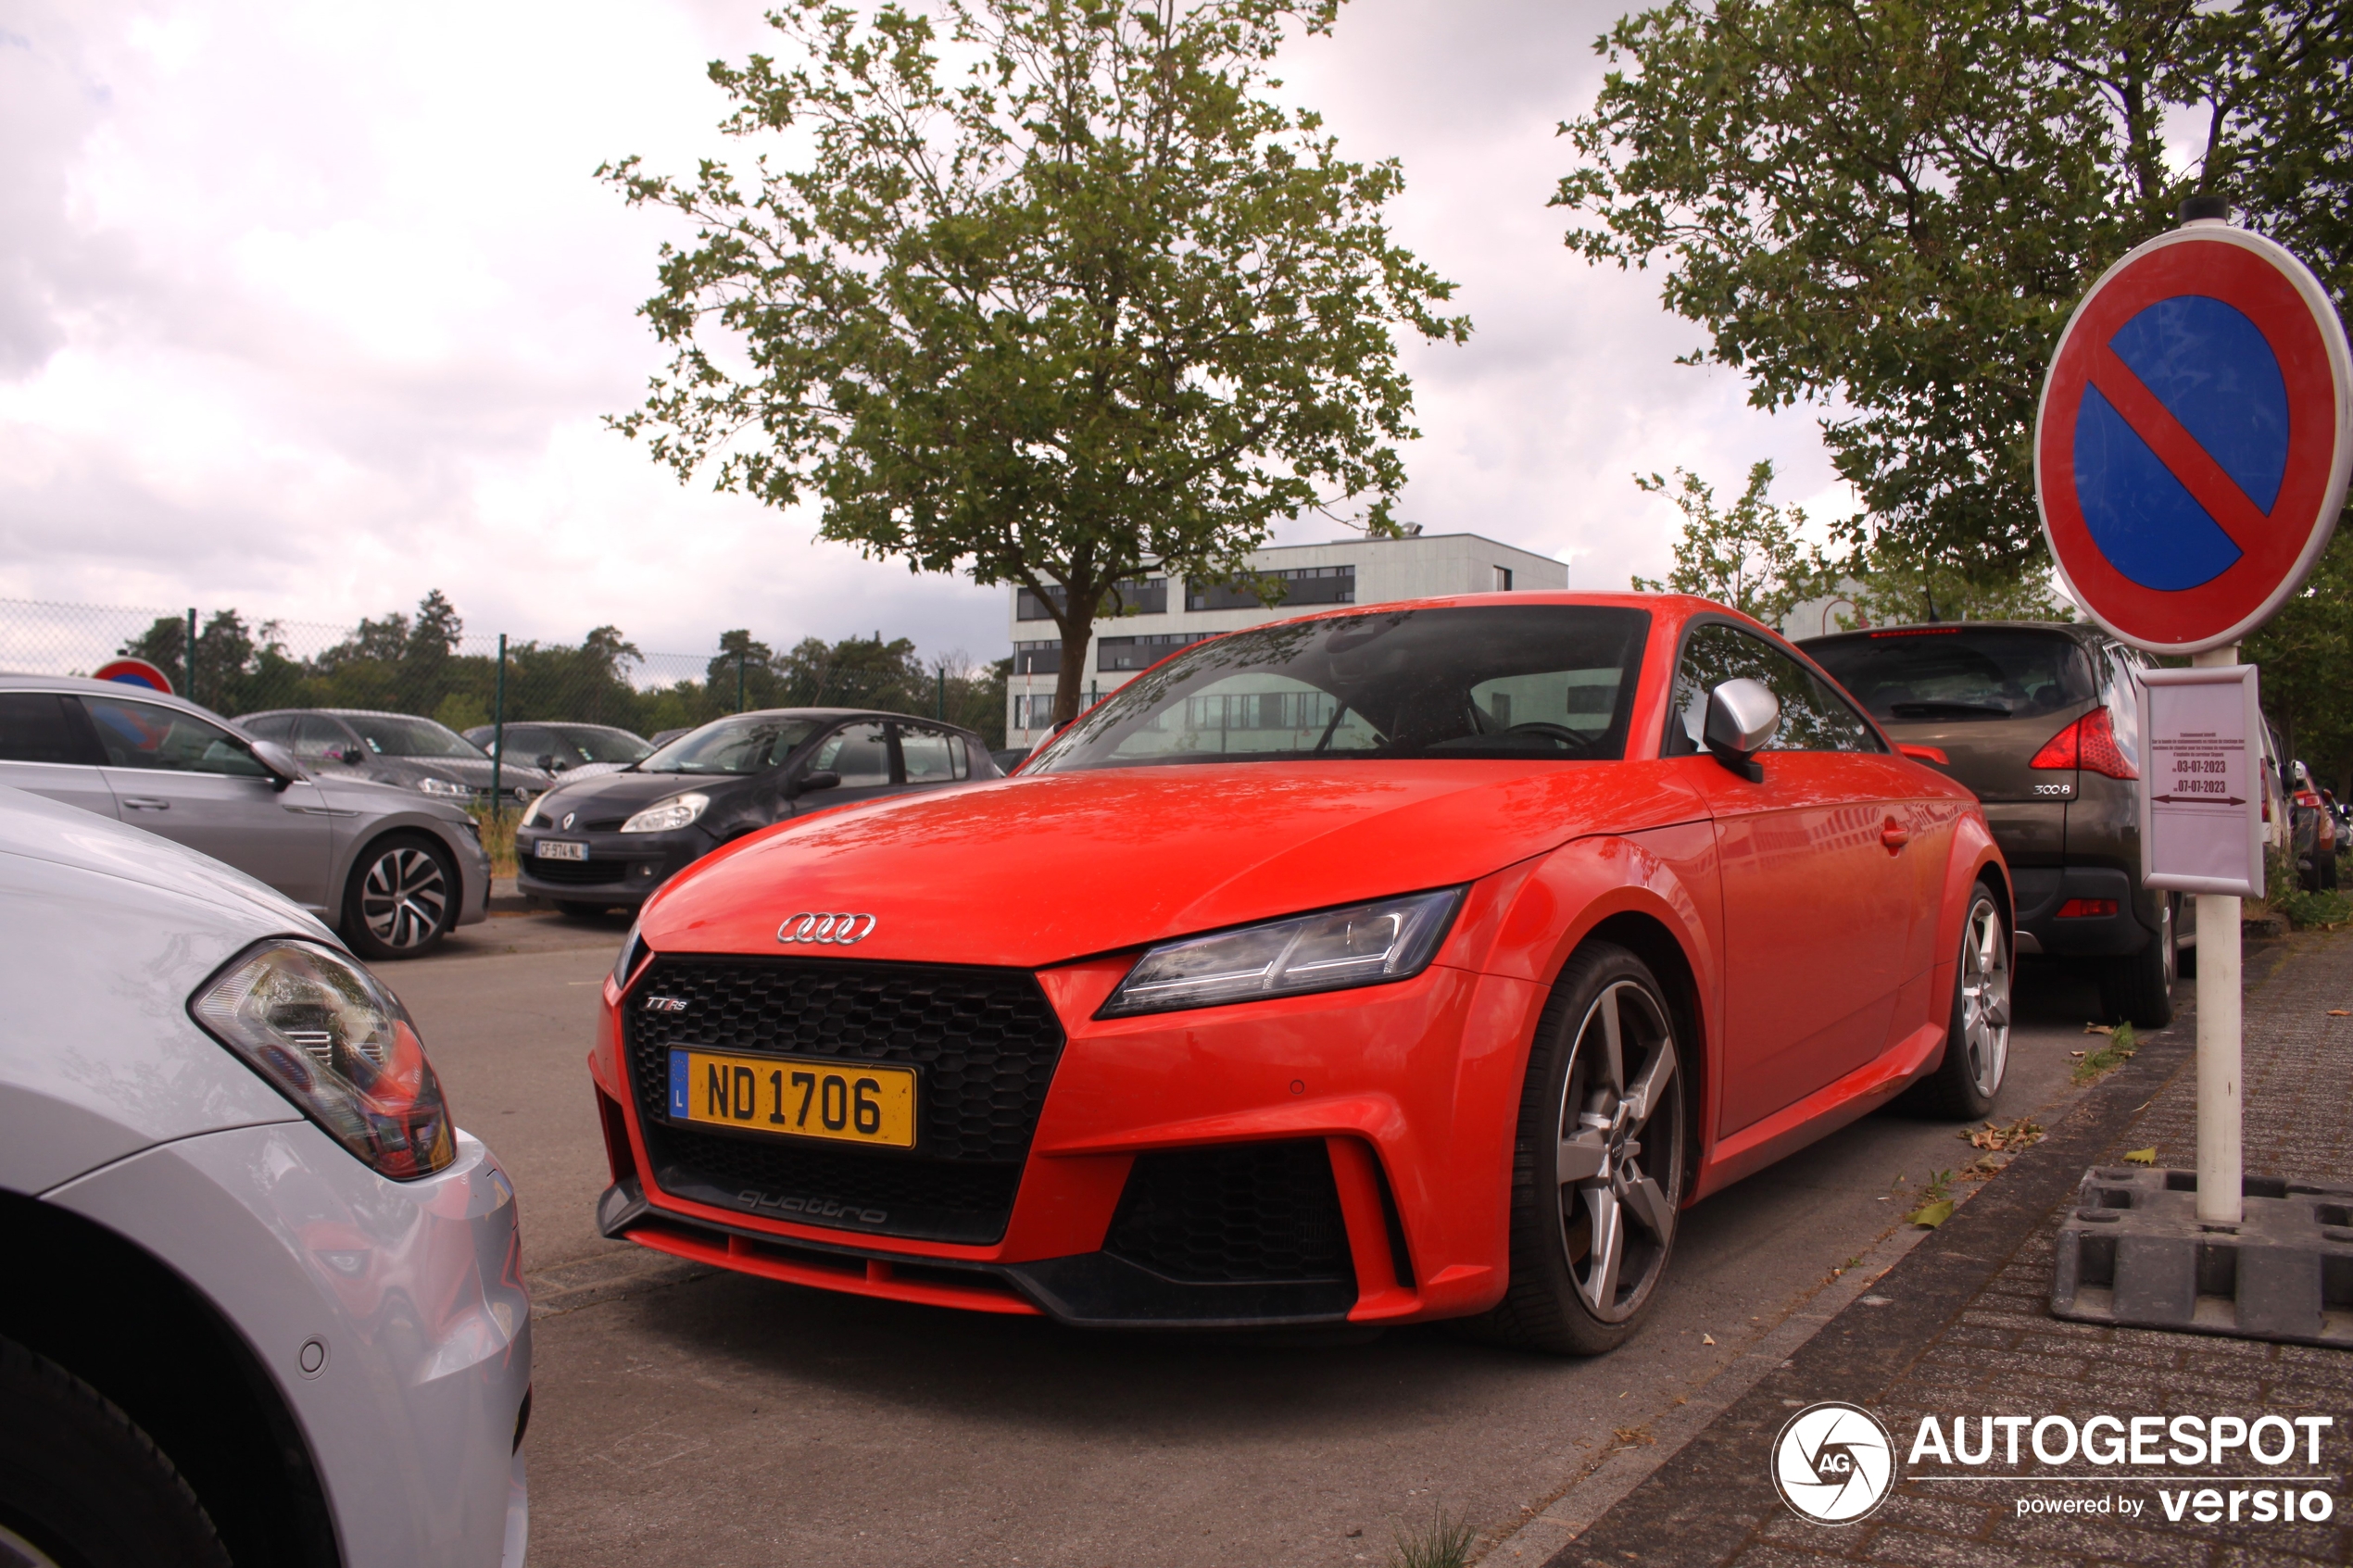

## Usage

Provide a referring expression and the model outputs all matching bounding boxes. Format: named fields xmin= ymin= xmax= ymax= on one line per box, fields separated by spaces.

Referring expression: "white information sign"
xmin=2136 ymin=664 xmax=2264 ymax=897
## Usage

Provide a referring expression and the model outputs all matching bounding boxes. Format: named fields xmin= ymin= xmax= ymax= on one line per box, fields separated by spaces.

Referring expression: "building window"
xmin=1012 ymin=694 xmax=1061 ymax=730
xmin=1494 ymin=566 xmax=1514 ymax=592
xmin=1013 ymin=640 xmax=1061 ymax=675
xmin=1016 ymin=578 xmax=1165 ymax=621
xmin=1185 ymin=564 xmax=1355 ymax=612
xmin=1098 ymin=632 xmax=1213 ymax=671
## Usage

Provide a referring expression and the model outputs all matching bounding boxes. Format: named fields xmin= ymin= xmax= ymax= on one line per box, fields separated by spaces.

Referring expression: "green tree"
xmin=1557 ymin=0 xmax=2351 ymax=573
xmin=1630 ymin=460 xmax=1838 ymax=626
xmin=604 ymin=0 xmax=1468 ymax=724
xmin=2248 ymin=530 xmax=2353 ymax=792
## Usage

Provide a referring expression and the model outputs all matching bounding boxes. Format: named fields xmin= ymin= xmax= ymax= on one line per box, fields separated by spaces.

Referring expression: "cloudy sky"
xmin=0 ymin=0 xmax=1856 ymax=667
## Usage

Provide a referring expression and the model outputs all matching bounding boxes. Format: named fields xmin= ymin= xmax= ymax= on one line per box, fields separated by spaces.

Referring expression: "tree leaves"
xmin=1557 ymin=0 xmax=2349 ymax=573
xmin=605 ymin=0 xmax=1466 ymax=724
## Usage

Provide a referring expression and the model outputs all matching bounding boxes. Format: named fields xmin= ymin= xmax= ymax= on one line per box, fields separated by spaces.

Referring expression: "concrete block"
xmin=2050 ymin=1166 xmax=2353 ymax=1348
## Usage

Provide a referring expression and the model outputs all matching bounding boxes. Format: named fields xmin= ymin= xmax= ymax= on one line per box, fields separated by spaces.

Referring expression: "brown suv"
xmin=1800 ymin=621 xmax=2182 ymax=1027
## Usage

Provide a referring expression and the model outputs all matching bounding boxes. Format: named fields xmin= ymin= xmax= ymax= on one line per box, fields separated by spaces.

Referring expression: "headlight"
xmin=190 ymin=940 xmax=457 ymax=1180
xmin=1097 ymin=888 xmax=1463 ymax=1018
xmin=613 ymin=919 xmax=648 ymax=989
xmin=520 ymin=792 xmax=549 ymax=828
xmin=622 ymin=792 xmax=709 ymax=833
xmin=416 ymin=776 xmax=471 ymax=798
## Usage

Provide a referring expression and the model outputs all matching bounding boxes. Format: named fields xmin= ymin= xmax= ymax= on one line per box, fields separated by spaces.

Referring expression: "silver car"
xmin=0 ymin=784 xmax=528 ymax=1566
xmin=0 ymin=675 xmax=491 ymax=960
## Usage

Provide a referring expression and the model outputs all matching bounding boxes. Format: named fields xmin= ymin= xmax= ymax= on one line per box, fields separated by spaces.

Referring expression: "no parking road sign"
xmin=2037 ymin=220 xmax=2352 ymax=654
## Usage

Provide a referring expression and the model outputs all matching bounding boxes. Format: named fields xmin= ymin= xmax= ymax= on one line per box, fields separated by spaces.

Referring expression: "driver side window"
xmin=82 ymin=696 xmax=268 ymax=776
xmin=1667 ymin=623 xmax=1880 ymax=755
xmin=812 ymin=722 xmax=892 ymax=787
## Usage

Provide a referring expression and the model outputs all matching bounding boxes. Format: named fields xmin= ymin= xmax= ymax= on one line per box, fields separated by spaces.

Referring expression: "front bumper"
xmin=46 ymin=1123 xmax=532 ymax=1568
xmin=589 ymin=951 xmax=1539 ymax=1329
xmin=514 ymin=825 xmax=710 ymax=908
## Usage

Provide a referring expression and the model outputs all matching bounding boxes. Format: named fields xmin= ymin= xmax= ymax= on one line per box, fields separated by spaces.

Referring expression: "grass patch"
xmin=2070 ymin=1022 xmax=2136 ymax=1085
xmin=1388 ymin=1505 xmax=1476 ymax=1568
xmin=2274 ymin=887 xmax=2353 ymax=930
xmin=469 ymin=805 xmax=520 ymax=878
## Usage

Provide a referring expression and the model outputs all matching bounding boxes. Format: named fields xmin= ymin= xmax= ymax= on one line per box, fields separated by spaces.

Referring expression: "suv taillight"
xmin=2030 ymin=709 xmax=2137 ymax=781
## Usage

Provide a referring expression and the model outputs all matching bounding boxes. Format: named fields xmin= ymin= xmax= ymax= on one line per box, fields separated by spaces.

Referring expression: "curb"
xmin=1539 ymin=994 xmax=2202 ymax=1565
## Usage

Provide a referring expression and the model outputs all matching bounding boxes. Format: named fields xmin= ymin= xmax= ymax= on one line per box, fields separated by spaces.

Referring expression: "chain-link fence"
xmin=0 ymin=596 xmax=1010 ymax=752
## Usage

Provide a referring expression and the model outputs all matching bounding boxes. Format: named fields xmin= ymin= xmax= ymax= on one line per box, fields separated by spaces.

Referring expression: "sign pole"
xmin=2189 ymin=644 xmax=2245 ymax=1226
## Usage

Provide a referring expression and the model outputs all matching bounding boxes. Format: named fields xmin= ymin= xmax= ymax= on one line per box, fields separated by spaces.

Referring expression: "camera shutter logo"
xmin=1771 ymin=1402 xmax=1898 ymax=1524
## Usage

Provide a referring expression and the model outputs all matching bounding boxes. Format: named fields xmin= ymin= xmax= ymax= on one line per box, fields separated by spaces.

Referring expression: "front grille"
xmin=1105 ymin=1140 xmax=1352 ymax=1284
xmin=624 ymin=955 xmax=1066 ymax=1244
xmin=524 ymin=856 xmax=627 ymax=885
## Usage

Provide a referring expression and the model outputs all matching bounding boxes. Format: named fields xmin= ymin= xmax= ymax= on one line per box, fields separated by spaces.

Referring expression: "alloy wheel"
xmin=1554 ymin=979 xmax=1684 ymax=1324
xmin=359 ymin=847 xmax=449 ymax=950
xmin=1957 ymin=895 xmax=2011 ymax=1098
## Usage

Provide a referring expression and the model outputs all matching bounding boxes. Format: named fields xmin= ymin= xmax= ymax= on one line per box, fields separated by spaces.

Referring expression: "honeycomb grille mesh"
xmin=623 ymin=954 xmax=1066 ymax=1243
xmin=1105 ymin=1141 xmax=1352 ymax=1285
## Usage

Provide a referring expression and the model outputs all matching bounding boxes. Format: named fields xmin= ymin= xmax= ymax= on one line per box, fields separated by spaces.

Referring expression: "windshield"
xmin=640 ymin=714 xmax=824 ymax=775
xmin=1025 ymin=605 xmax=1650 ymax=772
xmin=1803 ymin=628 xmax=2095 ymax=723
xmin=552 ymin=725 xmax=654 ymax=765
xmin=345 ymin=714 xmax=485 ymax=759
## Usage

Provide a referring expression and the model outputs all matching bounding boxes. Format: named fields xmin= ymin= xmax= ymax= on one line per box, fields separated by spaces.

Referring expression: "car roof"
xmin=239 ymin=707 xmax=464 ymax=721
xmin=1796 ymin=620 xmax=2105 ymax=647
xmin=688 ymin=707 xmax=987 ymax=735
xmin=0 ymin=671 xmax=246 ymax=724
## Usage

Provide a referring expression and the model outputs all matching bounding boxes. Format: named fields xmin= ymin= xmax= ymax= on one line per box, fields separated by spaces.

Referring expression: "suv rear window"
xmin=1803 ymin=628 xmax=2095 ymax=723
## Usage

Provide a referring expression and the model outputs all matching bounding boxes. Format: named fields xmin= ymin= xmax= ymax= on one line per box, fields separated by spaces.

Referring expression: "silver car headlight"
xmin=416 ymin=775 xmax=471 ymax=798
xmin=622 ymin=792 xmax=709 ymax=834
xmin=1097 ymin=888 xmax=1464 ymax=1019
xmin=190 ymin=940 xmax=457 ymax=1180
xmin=520 ymin=791 xmax=551 ymax=828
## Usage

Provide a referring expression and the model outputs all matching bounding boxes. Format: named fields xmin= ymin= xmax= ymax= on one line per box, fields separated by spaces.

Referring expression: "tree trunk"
xmin=1051 ymin=614 xmax=1094 ymax=727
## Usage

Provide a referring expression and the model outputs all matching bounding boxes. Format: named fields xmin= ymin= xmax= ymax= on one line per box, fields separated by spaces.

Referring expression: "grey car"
xmin=239 ymin=708 xmax=554 ymax=807
xmin=1801 ymin=621 xmax=2182 ymax=1027
xmin=0 ymin=676 xmax=491 ymax=959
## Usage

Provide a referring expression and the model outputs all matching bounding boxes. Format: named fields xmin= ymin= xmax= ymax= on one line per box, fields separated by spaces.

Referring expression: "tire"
xmin=0 ymin=1334 xmax=232 ymax=1568
xmin=1907 ymin=884 xmax=2014 ymax=1120
xmin=557 ymin=901 xmax=611 ymax=920
xmin=342 ymin=833 xmax=459 ymax=960
xmin=1463 ymin=942 xmax=1689 ymax=1356
xmin=2098 ymin=897 xmax=2175 ymax=1030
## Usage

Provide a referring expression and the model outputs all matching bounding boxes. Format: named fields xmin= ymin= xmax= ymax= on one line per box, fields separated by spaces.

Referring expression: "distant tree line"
xmin=119 ymin=591 xmax=1011 ymax=748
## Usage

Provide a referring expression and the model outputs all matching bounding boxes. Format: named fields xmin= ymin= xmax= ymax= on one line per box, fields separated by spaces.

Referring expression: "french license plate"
xmin=667 ymin=1048 xmax=917 ymax=1149
xmin=535 ymin=839 xmax=588 ymax=861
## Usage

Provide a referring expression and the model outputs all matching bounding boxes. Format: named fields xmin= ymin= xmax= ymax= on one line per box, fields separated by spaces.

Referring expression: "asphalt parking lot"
xmin=395 ymin=910 xmax=2119 ymax=1568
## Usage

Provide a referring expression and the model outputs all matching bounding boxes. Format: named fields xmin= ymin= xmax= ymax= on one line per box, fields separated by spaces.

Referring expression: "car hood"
xmin=638 ymin=761 xmax=1707 ymax=969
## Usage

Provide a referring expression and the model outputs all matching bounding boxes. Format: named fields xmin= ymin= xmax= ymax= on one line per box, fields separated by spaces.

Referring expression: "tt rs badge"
xmin=778 ymin=912 xmax=878 ymax=946
xmin=642 ymin=996 xmax=690 ymax=1013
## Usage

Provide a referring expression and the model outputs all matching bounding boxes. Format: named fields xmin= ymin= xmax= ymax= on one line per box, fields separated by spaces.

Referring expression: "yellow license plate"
xmin=667 ymin=1049 xmax=917 ymax=1148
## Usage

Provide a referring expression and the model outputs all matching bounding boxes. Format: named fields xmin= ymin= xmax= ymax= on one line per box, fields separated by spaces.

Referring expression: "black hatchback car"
xmin=1801 ymin=621 xmax=2182 ymax=1027
xmin=514 ymin=708 xmax=1003 ymax=915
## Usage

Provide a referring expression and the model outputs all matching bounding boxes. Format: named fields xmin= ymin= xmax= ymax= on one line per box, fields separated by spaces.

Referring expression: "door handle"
xmin=121 ymin=796 xmax=171 ymax=810
xmin=1880 ymin=818 xmax=1909 ymax=851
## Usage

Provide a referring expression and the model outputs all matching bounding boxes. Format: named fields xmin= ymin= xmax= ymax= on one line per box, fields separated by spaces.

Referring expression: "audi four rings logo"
xmin=778 ymin=912 xmax=878 ymax=945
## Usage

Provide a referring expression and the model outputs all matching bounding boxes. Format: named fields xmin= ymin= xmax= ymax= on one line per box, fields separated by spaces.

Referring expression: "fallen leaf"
xmin=2123 ymin=1148 xmax=2158 ymax=1165
xmin=2330 ymin=1010 xmax=2349 ymax=1017
xmin=1702 ymin=1333 xmax=1717 ymax=1346
xmin=2084 ymin=1022 xmax=2118 ymax=1036
xmin=1905 ymin=1199 xmax=1957 ymax=1228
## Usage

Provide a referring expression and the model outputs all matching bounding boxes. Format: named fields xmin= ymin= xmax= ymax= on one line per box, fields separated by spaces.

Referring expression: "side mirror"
xmin=248 ymin=739 xmax=303 ymax=791
xmin=334 ymin=746 xmax=364 ymax=766
xmin=1703 ymin=677 xmax=1780 ymax=781
xmin=536 ymin=754 xmax=561 ymax=772
xmin=789 ymin=769 xmax=841 ymax=799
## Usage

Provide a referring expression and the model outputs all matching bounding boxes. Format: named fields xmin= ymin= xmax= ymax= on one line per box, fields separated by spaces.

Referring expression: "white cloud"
xmin=0 ymin=0 xmax=1853 ymax=665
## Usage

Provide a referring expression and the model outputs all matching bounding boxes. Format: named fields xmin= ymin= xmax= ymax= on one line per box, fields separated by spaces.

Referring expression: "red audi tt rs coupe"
xmin=588 ymin=594 xmax=2011 ymax=1352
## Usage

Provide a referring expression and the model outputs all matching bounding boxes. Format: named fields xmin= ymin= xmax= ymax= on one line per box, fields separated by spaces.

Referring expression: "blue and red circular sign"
xmin=2037 ymin=223 xmax=2352 ymax=653
xmin=91 ymin=657 xmax=174 ymax=694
